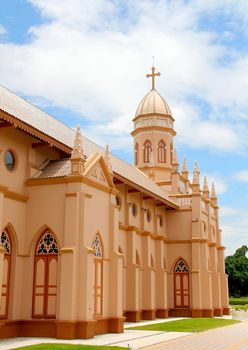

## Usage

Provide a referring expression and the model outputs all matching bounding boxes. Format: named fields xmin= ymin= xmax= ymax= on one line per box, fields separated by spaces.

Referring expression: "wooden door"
xmin=174 ymin=259 xmax=189 ymax=308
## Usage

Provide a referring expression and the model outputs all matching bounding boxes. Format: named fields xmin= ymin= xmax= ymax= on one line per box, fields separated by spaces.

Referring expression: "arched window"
xmin=32 ymin=230 xmax=59 ymax=319
xmin=92 ymin=234 xmax=103 ymax=317
xmin=135 ymin=143 xmax=139 ymax=166
xmin=174 ymin=258 xmax=189 ymax=308
xmin=0 ymin=230 xmax=12 ymax=319
xmin=158 ymin=140 xmax=166 ymax=163
xmin=144 ymin=140 xmax=152 ymax=163
xmin=170 ymin=143 xmax=173 ymax=165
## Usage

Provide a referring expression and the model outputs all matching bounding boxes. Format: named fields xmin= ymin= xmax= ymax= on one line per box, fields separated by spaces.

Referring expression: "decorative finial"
xmin=104 ymin=144 xmax=112 ymax=171
xmin=192 ymin=161 xmax=200 ymax=185
xmin=172 ymin=148 xmax=178 ymax=164
xmin=71 ymin=125 xmax=84 ymax=159
xmin=146 ymin=66 xmax=161 ymax=90
xmin=182 ymin=155 xmax=189 ymax=179
xmin=203 ymin=176 xmax=209 ymax=192
xmin=211 ymin=182 xmax=217 ymax=199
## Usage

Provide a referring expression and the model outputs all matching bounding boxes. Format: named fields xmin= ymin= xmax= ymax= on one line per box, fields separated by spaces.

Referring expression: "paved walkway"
xmin=0 ymin=317 xmax=247 ymax=350
xmin=142 ymin=321 xmax=248 ymax=350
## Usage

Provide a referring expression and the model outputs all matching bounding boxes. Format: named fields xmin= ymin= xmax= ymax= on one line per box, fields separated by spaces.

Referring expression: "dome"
xmin=135 ymin=89 xmax=172 ymax=118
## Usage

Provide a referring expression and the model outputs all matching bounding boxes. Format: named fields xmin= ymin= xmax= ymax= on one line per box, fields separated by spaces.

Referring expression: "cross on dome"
xmin=146 ymin=66 xmax=161 ymax=90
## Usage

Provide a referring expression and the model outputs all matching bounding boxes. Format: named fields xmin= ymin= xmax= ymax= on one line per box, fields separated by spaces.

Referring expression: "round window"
xmin=132 ymin=203 xmax=137 ymax=217
xmin=147 ymin=209 xmax=151 ymax=222
xmin=4 ymin=150 xmax=15 ymax=171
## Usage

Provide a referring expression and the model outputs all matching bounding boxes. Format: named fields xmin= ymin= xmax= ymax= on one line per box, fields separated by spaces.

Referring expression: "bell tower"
xmin=131 ymin=66 xmax=176 ymax=182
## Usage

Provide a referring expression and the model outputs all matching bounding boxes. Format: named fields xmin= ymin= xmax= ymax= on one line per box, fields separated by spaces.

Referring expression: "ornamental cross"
xmin=146 ymin=66 xmax=161 ymax=90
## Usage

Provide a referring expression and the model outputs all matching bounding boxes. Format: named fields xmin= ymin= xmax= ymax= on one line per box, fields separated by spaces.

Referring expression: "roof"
xmin=0 ymin=83 xmax=177 ymax=208
xmin=135 ymin=89 xmax=172 ymax=118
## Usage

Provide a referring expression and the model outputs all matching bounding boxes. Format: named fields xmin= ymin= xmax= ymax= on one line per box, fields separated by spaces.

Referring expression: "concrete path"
xmin=142 ymin=320 xmax=248 ymax=350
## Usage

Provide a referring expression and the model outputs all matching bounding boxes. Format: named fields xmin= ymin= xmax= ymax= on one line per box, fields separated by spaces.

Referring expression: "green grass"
xmin=15 ymin=345 xmax=127 ymax=350
xmin=229 ymin=297 xmax=248 ymax=306
xmin=128 ymin=318 xmax=240 ymax=332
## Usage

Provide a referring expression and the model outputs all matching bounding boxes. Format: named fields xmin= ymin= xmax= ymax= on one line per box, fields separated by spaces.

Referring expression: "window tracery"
xmin=158 ymin=140 xmax=166 ymax=163
xmin=1 ymin=230 xmax=11 ymax=254
xmin=36 ymin=231 xmax=58 ymax=255
xmin=92 ymin=234 xmax=102 ymax=257
xmin=144 ymin=140 xmax=152 ymax=163
xmin=174 ymin=259 xmax=189 ymax=273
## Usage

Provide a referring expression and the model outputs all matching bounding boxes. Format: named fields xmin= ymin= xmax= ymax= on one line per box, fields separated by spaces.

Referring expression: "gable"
xmin=84 ymin=152 xmax=114 ymax=189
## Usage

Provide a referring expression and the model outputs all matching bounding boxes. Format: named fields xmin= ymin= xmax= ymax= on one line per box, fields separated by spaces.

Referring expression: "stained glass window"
xmin=1 ymin=230 xmax=11 ymax=254
xmin=36 ymin=231 xmax=58 ymax=255
xmin=174 ymin=259 xmax=189 ymax=273
xmin=92 ymin=234 xmax=102 ymax=257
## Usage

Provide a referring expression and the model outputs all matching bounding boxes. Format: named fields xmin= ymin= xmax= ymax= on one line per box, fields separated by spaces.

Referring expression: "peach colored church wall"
xmin=83 ymin=186 xmax=110 ymax=256
xmin=26 ymin=185 xmax=67 ymax=252
xmin=115 ymin=184 xmax=126 ymax=224
xmin=166 ymin=210 xmax=192 ymax=240
xmin=0 ymin=128 xmax=31 ymax=194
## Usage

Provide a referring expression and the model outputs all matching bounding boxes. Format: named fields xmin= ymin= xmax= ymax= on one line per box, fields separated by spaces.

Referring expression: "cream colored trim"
xmin=61 ymin=247 xmax=74 ymax=254
xmin=5 ymin=190 xmax=29 ymax=203
xmin=65 ymin=192 xmax=78 ymax=198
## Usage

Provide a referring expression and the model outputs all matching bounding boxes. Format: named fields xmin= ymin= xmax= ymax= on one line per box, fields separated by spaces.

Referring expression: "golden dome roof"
xmin=135 ymin=89 xmax=172 ymax=118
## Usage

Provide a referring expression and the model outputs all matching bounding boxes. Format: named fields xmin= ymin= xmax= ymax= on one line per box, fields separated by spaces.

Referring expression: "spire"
xmin=182 ymin=155 xmax=189 ymax=180
xmin=104 ymin=144 xmax=112 ymax=171
xmin=211 ymin=182 xmax=217 ymax=206
xmin=203 ymin=176 xmax=210 ymax=200
xmin=172 ymin=148 xmax=179 ymax=172
xmin=211 ymin=182 xmax=217 ymax=199
xmin=71 ymin=126 xmax=84 ymax=159
xmin=203 ymin=176 xmax=209 ymax=192
xmin=146 ymin=66 xmax=161 ymax=90
xmin=70 ymin=126 xmax=85 ymax=175
xmin=192 ymin=161 xmax=200 ymax=185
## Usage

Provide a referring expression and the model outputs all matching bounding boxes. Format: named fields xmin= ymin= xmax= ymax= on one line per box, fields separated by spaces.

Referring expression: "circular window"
xmin=116 ymin=195 xmax=121 ymax=209
xmin=147 ymin=209 xmax=151 ymax=222
xmin=159 ymin=214 xmax=163 ymax=227
xmin=4 ymin=150 xmax=15 ymax=171
xmin=132 ymin=203 xmax=137 ymax=217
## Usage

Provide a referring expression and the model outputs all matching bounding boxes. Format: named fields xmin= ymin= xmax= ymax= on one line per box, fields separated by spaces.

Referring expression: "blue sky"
xmin=0 ymin=0 xmax=248 ymax=255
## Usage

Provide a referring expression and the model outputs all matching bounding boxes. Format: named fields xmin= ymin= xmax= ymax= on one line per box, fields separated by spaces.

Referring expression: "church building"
xmin=0 ymin=67 xmax=229 ymax=339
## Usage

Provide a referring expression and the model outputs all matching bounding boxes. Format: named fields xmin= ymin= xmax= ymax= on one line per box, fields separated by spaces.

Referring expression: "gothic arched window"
xmin=92 ymin=234 xmax=103 ymax=317
xmin=174 ymin=258 xmax=189 ymax=309
xmin=170 ymin=143 xmax=173 ymax=165
xmin=144 ymin=140 xmax=152 ymax=163
xmin=158 ymin=140 xmax=166 ymax=163
xmin=135 ymin=143 xmax=139 ymax=166
xmin=32 ymin=230 xmax=59 ymax=319
xmin=0 ymin=230 xmax=12 ymax=319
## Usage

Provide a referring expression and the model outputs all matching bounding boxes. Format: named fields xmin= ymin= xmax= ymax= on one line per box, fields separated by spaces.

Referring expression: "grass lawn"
xmin=229 ymin=297 xmax=248 ymax=305
xmin=15 ymin=345 xmax=127 ymax=350
xmin=128 ymin=318 xmax=240 ymax=332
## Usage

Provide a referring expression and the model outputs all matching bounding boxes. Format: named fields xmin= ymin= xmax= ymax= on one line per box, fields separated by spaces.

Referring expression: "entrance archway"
xmin=0 ymin=229 xmax=12 ymax=319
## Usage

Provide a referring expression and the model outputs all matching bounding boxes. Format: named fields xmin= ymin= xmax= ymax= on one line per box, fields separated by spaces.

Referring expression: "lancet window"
xmin=174 ymin=258 xmax=189 ymax=308
xmin=144 ymin=140 xmax=152 ymax=163
xmin=158 ymin=140 xmax=166 ymax=163
xmin=92 ymin=234 xmax=103 ymax=317
xmin=0 ymin=230 xmax=12 ymax=319
xmin=135 ymin=143 xmax=139 ymax=166
xmin=32 ymin=230 xmax=59 ymax=319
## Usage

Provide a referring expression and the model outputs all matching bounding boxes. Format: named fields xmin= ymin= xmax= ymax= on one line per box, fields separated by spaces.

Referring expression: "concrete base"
xmin=0 ymin=317 xmax=125 ymax=340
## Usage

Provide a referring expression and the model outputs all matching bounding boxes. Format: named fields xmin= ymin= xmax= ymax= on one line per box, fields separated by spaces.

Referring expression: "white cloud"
xmin=198 ymin=172 xmax=227 ymax=195
xmin=233 ymin=170 xmax=248 ymax=182
xmin=0 ymin=0 xmax=248 ymax=155
xmin=0 ymin=25 xmax=7 ymax=36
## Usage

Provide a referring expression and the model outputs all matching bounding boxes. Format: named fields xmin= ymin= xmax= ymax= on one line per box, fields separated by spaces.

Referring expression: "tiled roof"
xmin=0 ymin=84 xmax=177 ymax=207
